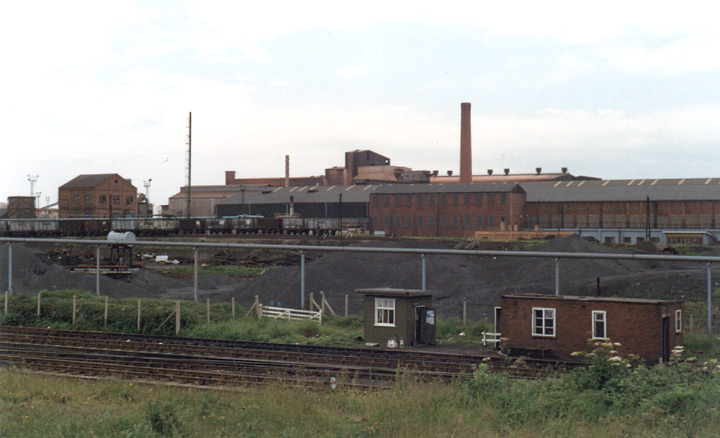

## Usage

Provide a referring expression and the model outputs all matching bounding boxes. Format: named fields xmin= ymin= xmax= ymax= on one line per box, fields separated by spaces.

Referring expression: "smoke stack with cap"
xmin=285 ymin=155 xmax=290 ymax=187
xmin=460 ymin=103 xmax=472 ymax=183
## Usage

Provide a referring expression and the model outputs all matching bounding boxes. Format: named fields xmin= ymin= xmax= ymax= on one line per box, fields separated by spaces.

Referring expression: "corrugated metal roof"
xmin=59 ymin=174 xmax=129 ymax=189
xmin=522 ymin=178 xmax=720 ymax=202
xmin=373 ymin=182 xmax=525 ymax=194
xmin=218 ymin=184 xmax=383 ymax=205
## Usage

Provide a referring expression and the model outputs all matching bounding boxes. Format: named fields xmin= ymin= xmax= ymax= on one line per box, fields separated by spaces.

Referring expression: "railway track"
xmin=0 ymin=326 xmax=580 ymax=389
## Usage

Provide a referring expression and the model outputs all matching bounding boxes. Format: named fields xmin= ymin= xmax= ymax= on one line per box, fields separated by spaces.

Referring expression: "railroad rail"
xmin=0 ymin=327 xmax=581 ymax=389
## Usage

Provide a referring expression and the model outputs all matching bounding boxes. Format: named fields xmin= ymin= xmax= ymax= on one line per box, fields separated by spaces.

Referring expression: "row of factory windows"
xmin=72 ymin=193 xmax=134 ymax=206
xmin=373 ymin=193 xmax=508 ymax=208
xmin=373 ymin=214 xmax=507 ymax=229
xmin=532 ymin=307 xmax=682 ymax=339
xmin=528 ymin=214 xmax=718 ymax=228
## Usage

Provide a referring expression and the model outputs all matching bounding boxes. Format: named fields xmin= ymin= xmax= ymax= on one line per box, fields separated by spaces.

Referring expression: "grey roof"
xmin=522 ymin=178 xmax=720 ymax=202
xmin=219 ymin=184 xmax=383 ymax=205
xmin=503 ymin=294 xmax=683 ymax=305
xmin=373 ymin=182 xmax=525 ymax=194
xmin=356 ymin=288 xmax=433 ymax=297
xmin=60 ymin=174 xmax=129 ymax=189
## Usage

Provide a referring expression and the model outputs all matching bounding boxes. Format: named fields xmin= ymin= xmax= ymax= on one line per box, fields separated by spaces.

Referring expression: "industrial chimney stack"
xmin=460 ymin=103 xmax=472 ymax=183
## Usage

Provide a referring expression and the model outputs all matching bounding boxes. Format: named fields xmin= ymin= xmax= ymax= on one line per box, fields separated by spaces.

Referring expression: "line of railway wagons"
xmin=0 ymin=216 xmax=365 ymax=237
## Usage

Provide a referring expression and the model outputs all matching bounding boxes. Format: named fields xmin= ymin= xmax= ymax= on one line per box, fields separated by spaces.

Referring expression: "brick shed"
xmin=356 ymin=288 xmax=435 ymax=347
xmin=500 ymin=294 xmax=683 ymax=364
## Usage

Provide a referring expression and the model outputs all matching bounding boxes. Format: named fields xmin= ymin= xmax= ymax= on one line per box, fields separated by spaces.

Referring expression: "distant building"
xmin=58 ymin=174 xmax=138 ymax=218
xmin=6 ymin=196 xmax=36 ymax=218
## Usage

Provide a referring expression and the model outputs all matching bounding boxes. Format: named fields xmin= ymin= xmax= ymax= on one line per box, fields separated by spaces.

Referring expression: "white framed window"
xmin=375 ymin=298 xmax=395 ymax=327
xmin=592 ymin=310 xmax=607 ymax=339
xmin=532 ymin=307 xmax=555 ymax=337
xmin=675 ymin=309 xmax=682 ymax=333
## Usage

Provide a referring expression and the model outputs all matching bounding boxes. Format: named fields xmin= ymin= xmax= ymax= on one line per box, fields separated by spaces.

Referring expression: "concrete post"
xmin=137 ymin=299 xmax=141 ymax=332
xmin=96 ymin=246 xmax=100 ymax=296
xmin=555 ymin=258 xmax=560 ymax=296
xmin=193 ymin=247 xmax=199 ymax=302
xmin=7 ymin=243 xmax=12 ymax=296
xmin=175 ymin=300 xmax=181 ymax=335
xmin=345 ymin=294 xmax=349 ymax=317
xmin=37 ymin=292 xmax=41 ymax=316
xmin=708 ymin=263 xmax=713 ymax=335
xmin=72 ymin=295 xmax=76 ymax=325
xmin=4 ymin=291 xmax=7 ymax=314
xmin=421 ymin=253 xmax=427 ymax=290
xmin=206 ymin=298 xmax=210 ymax=324
xmin=300 ymin=251 xmax=305 ymax=309
xmin=104 ymin=296 xmax=108 ymax=327
xmin=232 ymin=297 xmax=235 ymax=318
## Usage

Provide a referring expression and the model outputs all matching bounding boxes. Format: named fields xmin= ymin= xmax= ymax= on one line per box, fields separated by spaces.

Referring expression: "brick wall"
xmin=500 ymin=295 xmax=683 ymax=364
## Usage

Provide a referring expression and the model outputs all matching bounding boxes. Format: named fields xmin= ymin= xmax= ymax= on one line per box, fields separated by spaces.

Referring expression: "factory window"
xmin=406 ymin=216 xmax=413 ymax=227
xmin=500 ymin=194 xmax=507 ymax=204
xmin=532 ymin=307 xmax=556 ymax=337
xmin=464 ymin=215 xmax=472 ymax=228
xmin=487 ymin=215 xmax=495 ymax=227
xmin=405 ymin=194 xmax=412 ymax=207
xmin=604 ymin=237 xmax=614 ymax=243
xmin=372 ymin=216 xmax=379 ymax=227
xmin=382 ymin=196 xmax=390 ymax=207
xmin=395 ymin=215 xmax=402 ymax=227
xmin=112 ymin=195 xmax=120 ymax=205
xmin=500 ymin=215 xmax=507 ymax=224
xmin=622 ymin=237 xmax=632 ymax=243
xmin=73 ymin=194 xmax=80 ymax=204
xmin=452 ymin=194 xmax=459 ymax=205
xmin=99 ymin=194 xmax=107 ymax=204
xmin=452 ymin=215 xmax=459 ymax=227
xmin=428 ymin=194 xmax=436 ymax=205
xmin=592 ymin=311 xmax=607 ymax=339
xmin=372 ymin=196 xmax=379 ymax=206
xmin=85 ymin=212 xmax=93 ymax=218
xmin=394 ymin=194 xmax=403 ymax=206
xmin=375 ymin=298 xmax=395 ymax=327
xmin=439 ymin=215 xmax=446 ymax=228
xmin=464 ymin=194 xmax=471 ymax=205
xmin=126 ymin=195 xmax=134 ymax=205
xmin=383 ymin=216 xmax=391 ymax=227
xmin=476 ymin=193 xmax=483 ymax=205
xmin=428 ymin=215 xmax=436 ymax=228
xmin=476 ymin=216 xmax=483 ymax=228
xmin=675 ymin=310 xmax=682 ymax=333
xmin=85 ymin=194 xmax=92 ymax=203
xmin=439 ymin=194 xmax=446 ymax=205
xmin=417 ymin=216 xmax=424 ymax=227
xmin=416 ymin=195 xmax=424 ymax=207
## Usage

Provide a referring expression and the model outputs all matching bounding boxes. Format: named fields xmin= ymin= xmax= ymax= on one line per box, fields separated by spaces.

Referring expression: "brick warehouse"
xmin=58 ymin=174 xmax=138 ymax=218
xmin=369 ymin=183 xmax=526 ymax=238
xmin=499 ymin=294 xmax=684 ymax=364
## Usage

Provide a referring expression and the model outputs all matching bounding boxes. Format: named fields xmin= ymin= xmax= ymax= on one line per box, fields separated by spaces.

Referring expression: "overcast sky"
xmin=2 ymin=1 xmax=719 ymax=209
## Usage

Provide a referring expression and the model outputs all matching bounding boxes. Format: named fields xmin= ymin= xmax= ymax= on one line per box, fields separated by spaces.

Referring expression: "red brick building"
xmin=499 ymin=294 xmax=683 ymax=364
xmin=369 ymin=183 xmax=526 ymax=238
xmin=58 ymin=174 xmax=138 ymax=218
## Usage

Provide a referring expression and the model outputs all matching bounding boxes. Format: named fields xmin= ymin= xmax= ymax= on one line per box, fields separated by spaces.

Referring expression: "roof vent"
xmin=487 ymin=169 xmax=493 ymax=175
xmin=561 ymin=167 xmax=568 ymax=174
xmin=536 ymin=167 xmax=542 ymax=175
xmin=504 ymin=168 xmax=510 ymax=176
xmin=432 ymin=170 xmax=439 ymax=177
xmin=447 ymin=170 xmax=453 ymax=176
xmin=308 ymin=185 xmax=319 ymax=192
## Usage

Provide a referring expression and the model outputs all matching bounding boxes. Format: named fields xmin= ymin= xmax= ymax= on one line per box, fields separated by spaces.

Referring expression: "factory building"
xmin=58 ymin=174 xmax=139 ymax=218
xmin=369 ymin=183 xmax=526 ymax=238
xmin=216 ymin=184 xmax=380 ymax=229
xmin=523 ymin=179 xmax=720 ymax=244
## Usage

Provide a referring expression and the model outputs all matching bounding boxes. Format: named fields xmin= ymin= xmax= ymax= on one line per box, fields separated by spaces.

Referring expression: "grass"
xmin=0 ymin=290 xmax=491 ymax=347
xmin=3 ymin=348 xmax=720 ymax=437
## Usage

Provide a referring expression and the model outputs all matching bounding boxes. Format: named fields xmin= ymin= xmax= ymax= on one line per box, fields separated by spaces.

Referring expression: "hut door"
xmin=662 ymin=317 xmax=670 ymax=363
xmin=416 ymin=306 xmax=436 ymax=345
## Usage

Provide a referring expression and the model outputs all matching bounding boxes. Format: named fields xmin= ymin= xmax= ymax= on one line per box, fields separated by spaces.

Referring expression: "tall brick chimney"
xmin=460 ymin=102 xmax=472 ymax=183
xmin=285 ymin=155 xmax=290 ymax=187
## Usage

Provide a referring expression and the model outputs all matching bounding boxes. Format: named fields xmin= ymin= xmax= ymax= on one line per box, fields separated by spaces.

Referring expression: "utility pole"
xmin=186 ymin=112 xmax=192 ymax=218
xmin=28 ymin=175 xmax=38 ymax=206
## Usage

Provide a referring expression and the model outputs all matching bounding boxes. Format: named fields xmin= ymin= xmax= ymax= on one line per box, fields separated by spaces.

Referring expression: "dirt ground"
xmin=0 ymin=236 xmax=715 ymax=320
